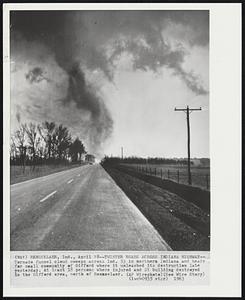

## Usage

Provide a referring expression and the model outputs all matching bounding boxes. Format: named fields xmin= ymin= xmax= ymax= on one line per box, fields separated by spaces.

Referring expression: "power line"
xmin=174 ymin=105 xmax=202 ymax=185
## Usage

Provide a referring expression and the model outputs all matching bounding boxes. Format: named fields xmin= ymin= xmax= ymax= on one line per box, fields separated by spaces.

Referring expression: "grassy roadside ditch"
xmin=115 ymin=164 xmax=210 ymax=213
xmin=102 ymin=164 xmax=210 ymax=251
xmin=10 ymin=163 xmax=87 ymax=185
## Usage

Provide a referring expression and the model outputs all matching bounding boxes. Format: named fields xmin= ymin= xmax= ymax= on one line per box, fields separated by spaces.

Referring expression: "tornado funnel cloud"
xmin=63 ymin=63 xmax=113 ymax=153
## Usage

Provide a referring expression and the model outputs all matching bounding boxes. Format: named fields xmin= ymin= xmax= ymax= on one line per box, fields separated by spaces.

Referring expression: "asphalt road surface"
xmin=11 ymin=164 xmax=171 ymax=251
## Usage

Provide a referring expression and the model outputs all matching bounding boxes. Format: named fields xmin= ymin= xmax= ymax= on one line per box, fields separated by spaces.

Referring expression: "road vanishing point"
xmin=10 ymin=164 xmax=171 ymax=251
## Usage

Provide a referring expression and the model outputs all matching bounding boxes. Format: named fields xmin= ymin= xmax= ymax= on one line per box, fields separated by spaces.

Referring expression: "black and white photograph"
xmin=9 ymin=9 xmax=210 ymax=252
xmin=3 ymin=2 xmax=242 ymax=297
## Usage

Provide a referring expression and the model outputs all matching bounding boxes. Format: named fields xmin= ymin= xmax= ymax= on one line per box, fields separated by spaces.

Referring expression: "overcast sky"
xmin=10 ymin=10 xmax=209 ymax=158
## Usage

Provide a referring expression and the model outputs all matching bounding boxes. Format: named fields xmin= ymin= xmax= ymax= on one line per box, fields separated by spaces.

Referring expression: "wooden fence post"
xmin=168 ymin=169 xmax=170 ymax=179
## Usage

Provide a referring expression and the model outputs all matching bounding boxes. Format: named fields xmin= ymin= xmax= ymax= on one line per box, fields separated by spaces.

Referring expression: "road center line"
xmin=40 ymin=191 xmax=57 ymax=203
xmin=67 ymin=179 xmax=74 ymax=184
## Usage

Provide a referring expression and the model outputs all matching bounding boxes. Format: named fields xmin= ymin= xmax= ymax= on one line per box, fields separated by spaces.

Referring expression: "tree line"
xmin=10 ymin=121 xmax=86 ymax=167
xmin=101 ymin=156 xmax=195 ymax=165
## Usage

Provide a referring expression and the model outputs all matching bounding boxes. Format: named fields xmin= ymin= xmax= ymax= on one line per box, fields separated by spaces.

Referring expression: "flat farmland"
xmin=103 ymin=164 xmax=210 ymax=250
xmin=120 ymin=163 xmax=210 ymax=190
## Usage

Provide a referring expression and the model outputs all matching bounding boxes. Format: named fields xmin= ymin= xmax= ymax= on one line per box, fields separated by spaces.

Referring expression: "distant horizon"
xmin=102 ymin=154 xmax=210 ymax=160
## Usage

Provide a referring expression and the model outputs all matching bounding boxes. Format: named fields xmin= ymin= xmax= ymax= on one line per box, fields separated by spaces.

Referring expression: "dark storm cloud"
xmin=165 ymin=10 xmax=209 ymax=46
xmin=11 ymin=10 xmax=209 ymax=90
xmin=26 ymin=67 xmax=51 ymax=84
xmin=64 ymin=63 xmax=113 ymax=148
xmin=65 ymin=64 xmax=101 ymax=114
xmin=11 ymin=10 xmax=114 ymax=152
xmin=109 ymin=35 xmax=208 ymax=95
xmin=11 ymin=10 xmax=209 ymax=151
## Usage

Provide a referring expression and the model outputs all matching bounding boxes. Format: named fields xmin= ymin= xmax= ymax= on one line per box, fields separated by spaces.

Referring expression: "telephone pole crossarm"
xmin=174 ymin=108 xmax=186 ymax=111
xmin=189 ymin=107 xmax=202 ymax=111
xmin=174 ymin=107 xmax=202 ymax=112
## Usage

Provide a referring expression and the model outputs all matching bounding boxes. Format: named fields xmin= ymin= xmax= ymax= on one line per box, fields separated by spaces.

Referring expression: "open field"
xmin=120 ymin=163 xmax=210 ymax=190
xmin=103 ymin=165 xmax=210 ymax=251
xmin=10 ymin=163 xmax=87 ymax=185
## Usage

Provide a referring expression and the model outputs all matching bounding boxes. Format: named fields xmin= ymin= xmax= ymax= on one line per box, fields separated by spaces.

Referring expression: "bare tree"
xmin=10 ymin=135 xmax=17 ymax=162
xmin=69 ymin=137 xmax=86 ymax=162
xmin=14 ymin=124 xmax=27 ymax=171
xmin=25 ymin=122 xmax=41 ymax=167
xmin=38 ymin=121 xmax=56 ymax=160
xmin=11 ymin=121 xmax=87 ymax=167
xmin=53 ymin=124 xmax=72 ymax=160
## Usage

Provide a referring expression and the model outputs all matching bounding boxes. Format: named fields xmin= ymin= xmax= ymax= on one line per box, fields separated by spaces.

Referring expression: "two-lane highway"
xmin=10 ymin=164 xmax=171 ymax=251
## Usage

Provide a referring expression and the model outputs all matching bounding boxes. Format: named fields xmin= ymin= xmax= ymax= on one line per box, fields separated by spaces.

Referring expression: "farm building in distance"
xmin=85 ymin=154 xmax=95 ymax=164
xmin=191 ymin=158 xmax=210 ymax=167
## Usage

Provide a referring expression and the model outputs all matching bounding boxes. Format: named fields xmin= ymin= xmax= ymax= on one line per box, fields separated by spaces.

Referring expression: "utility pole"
xmin=121 ymin=147 xmax=124 ymax=160
xmin=174 ymin=105 xmax=201 ymax=185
